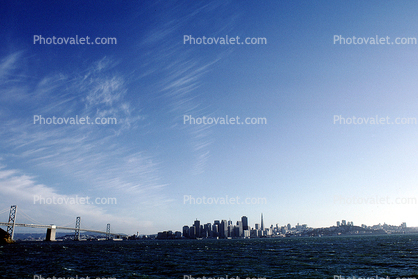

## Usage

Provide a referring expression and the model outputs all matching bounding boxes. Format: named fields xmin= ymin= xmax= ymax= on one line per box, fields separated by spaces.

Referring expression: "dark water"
xmin=1 ymin=235 xmax=418 ymax=279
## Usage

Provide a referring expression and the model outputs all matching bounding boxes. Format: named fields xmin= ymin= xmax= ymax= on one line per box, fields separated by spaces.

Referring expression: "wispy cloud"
xmin=0 ymin=52 xmax=168 ymax=209
xmin=135 ymin=1 xmax=238 ymax=175
xmin=0 ymin=0 xmax=241 ymax=233
xmin=0 ymin=51 xmax=24 ymax=82
xmin=0 ymin=167 xmax=139 ymax=232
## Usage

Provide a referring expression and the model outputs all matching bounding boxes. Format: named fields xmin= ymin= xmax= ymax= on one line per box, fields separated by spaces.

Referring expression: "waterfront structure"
xmin=220 ymin=220 xmax=228 ymax=238
xmin=189 ymin=226 xmax=195 ymax=238
xmin=183 ymin=226 xmax=189 ymax=238
xmin=212 ymin=223 xmax=219 ymax=238
xmin=237 ymin=221 xmax=243 ymax=237
xmin=242 ymin=216 xmax=248 ymax=231
xmin=194 ymin=220 xmax=201 ymax=238
xmin=204 ymin=223 xmax=212 ymax=238
xmin=179 ymin=215 xmax=411 ymax=240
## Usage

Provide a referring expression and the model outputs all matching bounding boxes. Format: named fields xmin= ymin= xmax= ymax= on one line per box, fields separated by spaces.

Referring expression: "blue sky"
xmin=1 ymin=0 xmax=418 ymax=235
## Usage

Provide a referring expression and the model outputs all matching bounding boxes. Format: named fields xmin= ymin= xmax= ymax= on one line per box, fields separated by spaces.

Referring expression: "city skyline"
xmin=1 ymin=205 xmax=410 ymax=240
xmin=157 ymin=213 xmax=410 ymax=239
xmin=2 ymin=1 xmax=418 ymax=235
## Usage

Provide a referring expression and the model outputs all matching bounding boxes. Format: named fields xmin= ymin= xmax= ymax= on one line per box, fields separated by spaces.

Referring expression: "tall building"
xmin=212 ymin=224 xmax=218 ymax=237
xmin=281 ymin=226 xmax=287 ymax=234
xmin=237 ymin=221 xmax=243 ymax=237
xmin=228 ymin=224 xmax=234 ymax=237
xmin=213 ymin=220 xmax=220 ymax=237
xmin=204 ymin=223 xmax=212 ymax=238
xmin=183 ymin=225 xmax=190 ymax=238
xmin=241 ymin=216 xmax=248 ymax=231
xmin=220 ymin=220 xmax=228 ymax=238
xmin=233 ymin=225 xmax=240 ymax=237
xmin=261 ymin=213 xmax=264 ymax=231
xmin=194 ymin=220 xmax=201 ymax=238
xmin=189 ymin=226 xmax=195 ymax=238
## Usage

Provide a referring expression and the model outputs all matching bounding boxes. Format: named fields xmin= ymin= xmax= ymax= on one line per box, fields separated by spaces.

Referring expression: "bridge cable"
xmin=18 ymin=209 xmax=43 ymax=225
xmin=0 ymin=208 xmax=10 ymax=216
xmin=58 ymin=221 xmax=76 ymax=228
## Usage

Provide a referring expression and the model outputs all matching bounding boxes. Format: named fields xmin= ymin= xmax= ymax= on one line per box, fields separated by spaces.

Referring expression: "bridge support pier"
xmin=7 ymin=205 xmax=17 ymax=241
xmin=106 ymin=223 xmax=110 ymax=240
xmin=45 ymin=225 xmax=56 ymax=241
xmin=74 ymin=217 xmax=81 ymax=241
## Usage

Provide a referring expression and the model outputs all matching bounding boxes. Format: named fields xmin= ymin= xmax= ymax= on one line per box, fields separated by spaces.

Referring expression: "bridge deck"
xmin=0 ymin=222 xmax=121 ymax=235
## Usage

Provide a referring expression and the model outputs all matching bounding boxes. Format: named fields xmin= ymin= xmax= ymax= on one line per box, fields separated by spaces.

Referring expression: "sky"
xmin=1 ymin=0 xmax=418 ymax=235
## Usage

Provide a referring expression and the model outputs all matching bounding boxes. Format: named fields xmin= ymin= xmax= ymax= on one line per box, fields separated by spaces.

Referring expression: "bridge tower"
xmin=74 ymin=216 xmax=81 ymax=241
xmin=106 ymin=223 xmax=110 ymax=240
xmin=45 ymin=225 xmax=56 ymax=241
xmin=6 ymin=205 xmax=17 ymax=240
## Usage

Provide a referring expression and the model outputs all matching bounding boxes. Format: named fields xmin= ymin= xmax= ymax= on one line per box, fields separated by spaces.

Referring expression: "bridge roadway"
xmin=0 ymin=222 xmax=120 ymax=236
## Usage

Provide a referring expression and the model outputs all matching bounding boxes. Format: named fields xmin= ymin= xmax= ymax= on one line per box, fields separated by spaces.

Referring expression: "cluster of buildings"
xmin=364 ymin=222 xmax=407 ymax=232
xmin=157 ymin=213 xmax=310 ymax=239
xmin=155 ymin=216 xmax=412 ymax=240
xmin=303 ymin=220 xmax=411 ymax=237
xmin=182 ymin=216 xmax=250 ymax=239
xmin=336 ymin=220 xmax=354 ymax=227
xmin=336 ymin=220 xmax=408 ymax=232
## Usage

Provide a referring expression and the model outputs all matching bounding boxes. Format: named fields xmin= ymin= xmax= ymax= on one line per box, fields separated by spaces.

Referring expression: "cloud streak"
xmin=0 ymin=52 xmax=169 ymax=218
xmin=0 ymin=166 xmax=139 ymax=232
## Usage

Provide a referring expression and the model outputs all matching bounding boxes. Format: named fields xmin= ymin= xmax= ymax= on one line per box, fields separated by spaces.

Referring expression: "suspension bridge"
xmin=0 ymin=205 xmax=123 ymax=241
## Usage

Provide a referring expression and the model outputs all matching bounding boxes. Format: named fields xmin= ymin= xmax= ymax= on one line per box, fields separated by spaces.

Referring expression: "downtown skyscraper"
xmin=242 ymin=216 xmax=248 ymax=231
